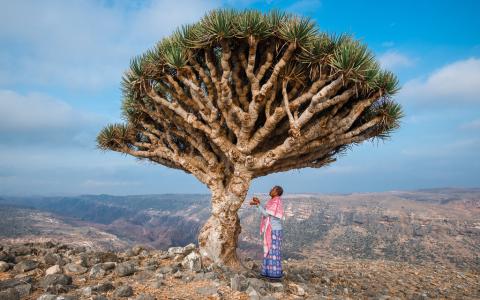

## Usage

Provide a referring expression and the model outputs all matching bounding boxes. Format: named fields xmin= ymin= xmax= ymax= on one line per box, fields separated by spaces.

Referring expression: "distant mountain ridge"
xmin=0 ymin=187 xmax=479 ymax=272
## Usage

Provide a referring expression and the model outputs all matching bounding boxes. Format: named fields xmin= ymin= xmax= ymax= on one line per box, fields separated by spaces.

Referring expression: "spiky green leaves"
xmin=97 ymin=123 xmax=135 ymax=151
xmin=363 ymin=97 xmax=404 ymax=141
xmin=235 ymin=10 xmax=271 ymax=39
xmin=331 ymin=38 xmax=376 ymax=81
xmin=278 ymin=16 xmax=317 ymax=50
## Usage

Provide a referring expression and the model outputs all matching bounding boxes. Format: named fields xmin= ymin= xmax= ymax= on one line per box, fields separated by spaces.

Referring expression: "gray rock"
xmin=13 ymin=259 xmax=38 ymax=272
xmin=167 ymin=247 xmax=184 ymax=256
xmin=114 ymin=285 xmax=133 ymax=297
xmin=14 ymin=283 xmax=31 ymax=298
xmin=247 ymin=278 xmax=266 ymax=291
xmin=115 ymin=261 xmax=136 ymax=277
xmin=0 ymin=287 xmax=20 ymax=300
xmin=0 ymin=276 xmax=33 ymax=290
xmin=91 ymin=282 xmax=114 ymax=292
xmin=89 ymin=264 xmax=106 ymax=279
xmin=182 ymin=243 xmax=196 ymax=255
xmin=43 ymin=253 xmax=65 ymax=266
xmin=11 ymin=246 xmax=32 ymax=256
xmin=81 ymin=286 xmax=92 ymax=297
xmin=101 ymin=262 xmax=116 ymax=270
xmin=269 ymin=282 xmax=284 ymax=293
xmin=39 ymin=274 xmax=72 ymax=288
xmin=37 ymin=293 xmax=57 ymax=300
xmin=181 ymin=251 xmax=202 ymax=272
xmin=157 ymin=266 xmax=173 ymax=274
xmin=91 ymin=296 xmax=108 ymax=300
xmin=63 ymin=263 xmax=87 ymax=275
xmin=0 ymin=261 xmax=10 ymax=272
xmin=246 ymin=286 xmax=260 ymax=300
xmin=230 ymin=274 xmax=247 ymax=292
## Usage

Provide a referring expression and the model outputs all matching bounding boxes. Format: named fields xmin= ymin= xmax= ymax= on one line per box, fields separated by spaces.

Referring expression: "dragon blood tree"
xmin=97 ymin=9 xmax=404 ymax=266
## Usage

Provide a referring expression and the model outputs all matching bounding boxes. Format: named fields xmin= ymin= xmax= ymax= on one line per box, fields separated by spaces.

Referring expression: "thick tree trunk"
xmin=198 ymin=168 xmax=251 ymax=266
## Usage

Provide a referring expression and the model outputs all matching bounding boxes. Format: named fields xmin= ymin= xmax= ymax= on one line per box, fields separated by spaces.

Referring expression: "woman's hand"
xmin=249 ymin=196 xmax=260 ymax=206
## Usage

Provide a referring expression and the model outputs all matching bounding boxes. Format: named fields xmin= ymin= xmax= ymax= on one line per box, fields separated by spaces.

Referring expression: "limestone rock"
xmin=181 ymin=251 xmax=202 ymax=272
xmin=46 ymin=265 xmax=62 ymax=275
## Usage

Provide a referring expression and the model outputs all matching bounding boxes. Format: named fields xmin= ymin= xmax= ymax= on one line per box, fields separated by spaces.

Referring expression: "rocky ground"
xmin=0 ymin=241 xmax=478 ymax=300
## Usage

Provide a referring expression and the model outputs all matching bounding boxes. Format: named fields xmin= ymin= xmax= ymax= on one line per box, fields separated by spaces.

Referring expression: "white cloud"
xmin=0 ymin=0 xmax=220 ymax=89
xmin=0 ymin=89 xmax=108 ymax=148
xmin=401 ymin=57 xmax=480 ymax=106
xmin=0 ymin=90 xmax=101 ymax=131
xmin=378 ymin=50 xmax=414 ymax=69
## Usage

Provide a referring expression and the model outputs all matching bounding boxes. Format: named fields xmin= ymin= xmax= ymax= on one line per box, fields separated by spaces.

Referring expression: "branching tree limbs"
xmin=97 ymin=9 xmax=404 ymax=266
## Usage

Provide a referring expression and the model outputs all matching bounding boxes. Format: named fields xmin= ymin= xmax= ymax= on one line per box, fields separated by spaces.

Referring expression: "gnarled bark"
xmin=198 ymin=167 xmax=252 ymax=266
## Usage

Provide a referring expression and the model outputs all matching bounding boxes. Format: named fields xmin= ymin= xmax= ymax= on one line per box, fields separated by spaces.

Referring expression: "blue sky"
xmin=0 ymin=0 xmax=479 ymax=196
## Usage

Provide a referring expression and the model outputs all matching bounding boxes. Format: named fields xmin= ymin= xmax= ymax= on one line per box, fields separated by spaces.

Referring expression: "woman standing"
xmin=250 ymin=186 xmax=285 ymax=280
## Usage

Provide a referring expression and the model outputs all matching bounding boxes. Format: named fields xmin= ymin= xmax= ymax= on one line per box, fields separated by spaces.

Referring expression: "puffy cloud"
xmin=378 ymin=50 xmax=414 ymax=70
xmin=0 ymin=89 xmax=105 ymax=146
xmin=400 ymin=57 xmax=480 ymax=106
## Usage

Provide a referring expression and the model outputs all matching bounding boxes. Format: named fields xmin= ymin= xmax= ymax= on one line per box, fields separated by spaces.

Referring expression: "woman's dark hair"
xmin=273 ymin=185 xmax=284 ymax=196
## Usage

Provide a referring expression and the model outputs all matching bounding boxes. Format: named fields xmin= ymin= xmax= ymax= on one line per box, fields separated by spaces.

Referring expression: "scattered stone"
xmin=46 ymin=265 xmax=62 ymax=275
xmin=114 ymin=285 xmax=133 ymax=297
xmin=81 ymin=286 xmax=92 ymax=297
xmin=0 ymin=276 xmax=33 ymax=290
xmin=91 ymin=296 xmax=108 ymax=300
xmin=13 ymin=259 xmax=38 ymax=272
xmin=269 ymin=282 xmax=284 ymax=293
xmin=88 ymin=264 xmax=106 ymax=279
xmin=181 ymin=251 xmax=202 ymax=272
xmin=288 ymin=282 xmax=305 ymax=296
xmin=157 ymin=266 xmax=173 ymax=274
xmin=230 ymin=274 xmax=247 ymax=292
xmin=39 ymin=274 xmax=72 ymax=288
xmin=0 ymin=287 xmax=19 ymax=300
xmin=43 ymin=253 xmax=65 ymax=266
xmin=63 ymin=263 xmax=87 ymax=275
xmin=167 ymin=247 xmax=184 ymax=256
xmin=246 ymin=286 xmax=260 ymax=300
xmin=173 ymin=270 xmax=183 ymax=278
xmin=14 ymin=283 xmax=32 ymax=298
xmin=91 ymin=282 xmax=114 ymax=292
xmin=37 ymin=293 xmax=57 ymax=300
xmin=0 ymin=261 xmax=10 ymax=272
xmin=115 ymin=261 xmax=136 ymax=277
